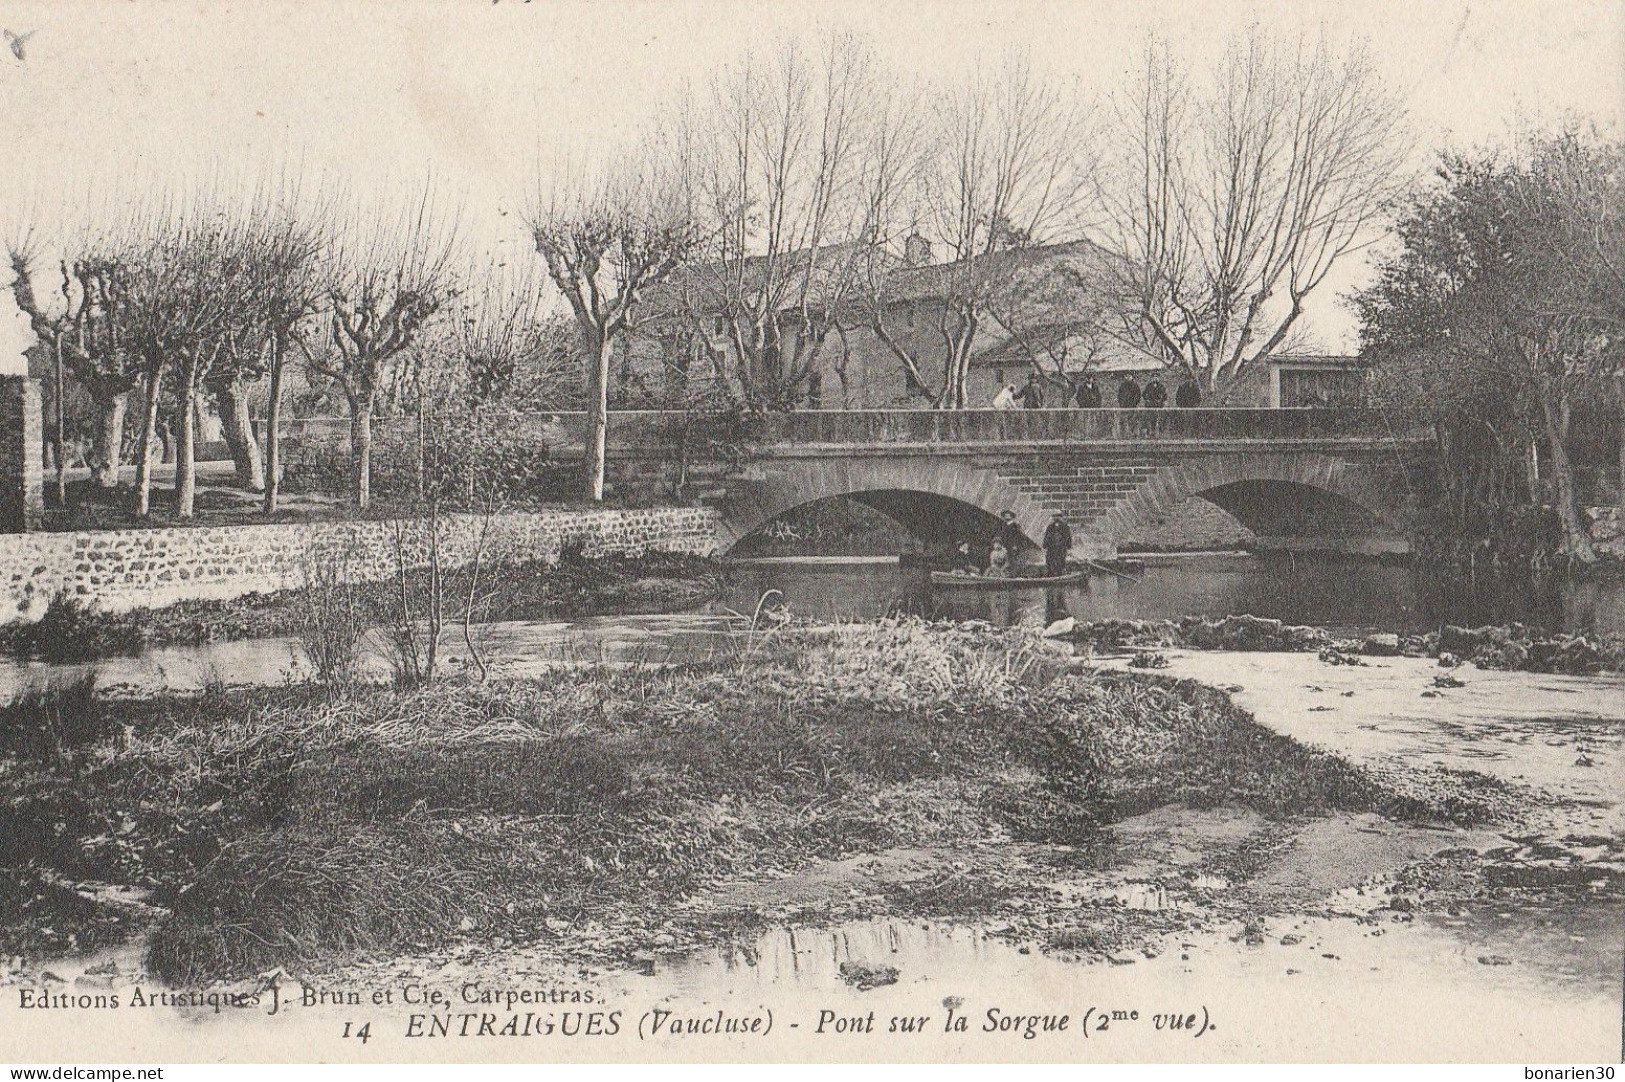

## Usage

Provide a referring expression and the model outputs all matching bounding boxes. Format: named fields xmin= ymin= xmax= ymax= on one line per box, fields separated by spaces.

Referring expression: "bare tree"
xmin=983 ymin=246 xmax=1123 ymax=393
xmin=260 ymin=211 xmax=327 ymax=515
xmin=1101 ymin=30 xmax=1407 ymax=394
xmin=530 ymin=159 xmax=697 ymax=502
xmin=120 ymin=204 xmax=264 ymax=518
xmin=663 ymin=34 xmax=909 ymax=409
xmin=308 ymin=192 xmax=461 ymax=510
xmin=8 ymin=232 xmax=146 ymax=492
xmin=167 ymin=212 xmax=277 ymax=518
xmin=453 ymin=268 xmax=571 ymax=410
xmin=858 ymin=53 xmax=1094 ymax=407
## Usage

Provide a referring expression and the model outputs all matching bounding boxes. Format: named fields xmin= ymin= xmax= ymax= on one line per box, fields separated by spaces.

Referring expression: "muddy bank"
xmin=0 ymin=621 xmax=1513 ymax=980
xmin=0 ymin=627 xmax=1618 ymax=1059
xmin=1 ymin=630 xmax=1619 ymax=1061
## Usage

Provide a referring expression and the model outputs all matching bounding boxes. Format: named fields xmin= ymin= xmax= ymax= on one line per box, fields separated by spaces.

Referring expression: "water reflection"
xmin=1 ymin=552 xmax=1617 ymax=700
xmin=726 ymin=552 xmax=1427 ymax=634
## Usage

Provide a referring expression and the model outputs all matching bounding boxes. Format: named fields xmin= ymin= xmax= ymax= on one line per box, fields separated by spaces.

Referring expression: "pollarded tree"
xmin=453 ymin=268 xmax=573 ymax=410
xmin=192 ymin=196 xmax=316 ymax=499
xmin=308 ymin=195 xmax=461 ymax=509
xmin=122 ymin=206 xmax=266 ymax=519
xmin=7 ymin=236 xmax=146 ymax=490
xmin=259 ymin=209 xmax=328 ymax=515
xmin=1102 ymin=30 xmax=1408 ymax=396
xmin=206 ymin=197 xmax=326 ymax=499
xmin=530 ymin=160 xmax=697 ymax=502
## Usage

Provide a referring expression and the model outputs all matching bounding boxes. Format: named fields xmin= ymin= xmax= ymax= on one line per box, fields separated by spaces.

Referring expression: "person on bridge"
xmin=1042 ymin=514 xmax=1073 ymax=576
xmin=1074 ymin=378 xmax=1102 ymax=408
xmin=1143 ymin=380 xmax=1168 ymax=408
xmin=991 ymin=384 xmax=1019 ymax=410
xmin=1015 ymin=376 xmax=1045 ymax=409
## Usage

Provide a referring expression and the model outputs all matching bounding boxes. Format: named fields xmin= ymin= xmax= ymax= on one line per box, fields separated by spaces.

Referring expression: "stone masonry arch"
xmin=1081 ymin=451 xmax=1412 ymax=555
xmin=718 ymin=456 xmax=1053 ymax=553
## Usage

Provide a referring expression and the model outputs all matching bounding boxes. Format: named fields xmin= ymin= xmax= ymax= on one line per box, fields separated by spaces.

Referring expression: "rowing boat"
xmin=929 ymin=569 xmax=1089 ymax=589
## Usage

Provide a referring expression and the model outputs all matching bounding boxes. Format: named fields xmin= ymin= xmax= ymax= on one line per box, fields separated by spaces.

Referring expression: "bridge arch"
xmin=1085 ymin=452 xmax=1412 ymax=554
xmin=718 ymin=457 xmax=1053 ymax=554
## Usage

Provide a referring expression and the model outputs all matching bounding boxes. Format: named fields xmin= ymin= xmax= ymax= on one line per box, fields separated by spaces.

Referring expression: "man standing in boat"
xmin=994 ymin=510 xmax=1026 ymax=561
xmin=1042 ymin=514 xmax=1073 ymax=576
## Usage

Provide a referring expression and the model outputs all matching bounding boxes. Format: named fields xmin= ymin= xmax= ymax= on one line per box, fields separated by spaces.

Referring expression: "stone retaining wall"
xmin=0 ymin=507 xmax=720 ymax=624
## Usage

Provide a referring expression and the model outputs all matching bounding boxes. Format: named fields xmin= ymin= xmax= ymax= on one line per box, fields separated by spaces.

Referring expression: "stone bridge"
xmin=278 ymin=407 xmax=1433 ymax=559
xmin=588 ymin=408 xmax=1434 ymax=559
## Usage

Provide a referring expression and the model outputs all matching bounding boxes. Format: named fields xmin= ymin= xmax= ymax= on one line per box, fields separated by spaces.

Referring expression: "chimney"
xmin=904 ymin=233 xmax=932 ymax=267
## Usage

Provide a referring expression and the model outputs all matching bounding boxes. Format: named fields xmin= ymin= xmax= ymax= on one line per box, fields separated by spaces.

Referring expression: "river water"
xmin=1 ymin=553 xmax=1620 ymax=700
xmin=726 ymin=552 xmax=1625 ymax=637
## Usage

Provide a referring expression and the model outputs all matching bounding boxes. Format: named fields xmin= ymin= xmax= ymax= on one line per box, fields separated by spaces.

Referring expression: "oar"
xmin=1083 ymin=558 xmax=1141 ymax=582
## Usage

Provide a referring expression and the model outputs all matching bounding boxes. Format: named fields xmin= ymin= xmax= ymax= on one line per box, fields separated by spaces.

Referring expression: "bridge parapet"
xmin=730 ymin=407 xmax=1429 ymax=447
xmin=283 ymin=408 xmax=1430 ymax=455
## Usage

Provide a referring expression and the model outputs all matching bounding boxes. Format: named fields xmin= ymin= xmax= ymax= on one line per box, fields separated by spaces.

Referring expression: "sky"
xmin=0 ymin=0 xmax=1621 ymax=353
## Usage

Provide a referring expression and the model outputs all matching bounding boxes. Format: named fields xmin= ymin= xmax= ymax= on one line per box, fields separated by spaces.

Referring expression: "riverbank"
xmin=0 ymin=551 xmax=726 ymax=663
xmin=1066 ymin=613 xmax=1625 ymax=675
xmin=0 ymin=620 xmax=1522 ymax=981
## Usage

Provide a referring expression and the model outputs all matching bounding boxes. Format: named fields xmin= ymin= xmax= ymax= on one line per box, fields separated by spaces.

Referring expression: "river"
xmin=726 ymin=551 xmax=1625 ymax=637
xmin=1 ymin=552 xmax=1620 ymax=700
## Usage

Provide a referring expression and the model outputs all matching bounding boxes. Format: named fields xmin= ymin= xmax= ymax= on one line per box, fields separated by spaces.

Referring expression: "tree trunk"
xmin=91 ymin=390 xmax=129 ymax=489
xmin=350 ymin=397 xmax=373 ymax=510
xmin=215 ymin=381 xmax=265 ymax=492
xmin=263 ymin=336 xmax=285 ymax=515
xmin=1617 ymin=373 xmax=1624 ymax=516
xmin=133 ymin=365 xmax=163 ymax=517
xmin=51 ymin=334 xmax=66 ymax=505
xmin=582 ymin=336 xmax=612 ymax=502
xmin=1539 ymin=391 xmax=1597 ymax=563
xmin=175 ymin=385 xmax=197 ymax=518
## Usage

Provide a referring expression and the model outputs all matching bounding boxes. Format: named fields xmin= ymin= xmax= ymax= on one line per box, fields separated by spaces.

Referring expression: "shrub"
xmin=0 ymin=674 xmax=104 ymax=758
xmin=0 ymin=595 xmax=145 ymax=661
xmin=293 ymin=548 xmax=373 ymax=684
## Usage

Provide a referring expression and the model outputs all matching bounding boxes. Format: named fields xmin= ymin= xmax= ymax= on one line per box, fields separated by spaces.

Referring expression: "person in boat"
xmin=952 ymin=538 xmax=979 ymax=573
xmin=986 ymin=539 xmax=1010 ymax=578
xmin=1042 ymin=514 xmax=1073 ymax=576
xmin=995 ymin=510 xmax=1027 ymax=557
